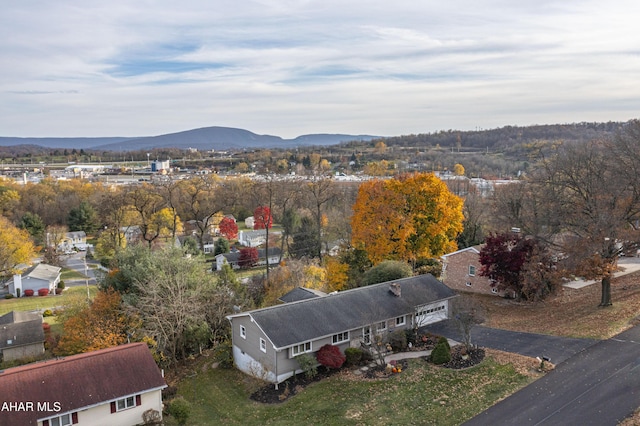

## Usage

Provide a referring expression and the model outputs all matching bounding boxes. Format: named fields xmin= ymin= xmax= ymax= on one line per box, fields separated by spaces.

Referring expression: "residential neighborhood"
xmin=1 ymin=121 xmax=640 ymax=425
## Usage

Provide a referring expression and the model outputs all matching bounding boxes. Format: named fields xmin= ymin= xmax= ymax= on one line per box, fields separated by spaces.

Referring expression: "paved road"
xmin=62 ymin=251 xmax=100 ymax=286
xmin=425 ymin=319 xmax=597 ymax=364
xmin=462 ymin=324 xmax=640 ymax=425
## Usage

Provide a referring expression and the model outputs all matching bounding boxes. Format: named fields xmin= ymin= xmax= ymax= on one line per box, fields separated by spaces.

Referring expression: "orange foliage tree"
xmin=351 ymin=173 xmax=464 ymax=265
xmin=55 ymin=289 xmax=139 ymax=356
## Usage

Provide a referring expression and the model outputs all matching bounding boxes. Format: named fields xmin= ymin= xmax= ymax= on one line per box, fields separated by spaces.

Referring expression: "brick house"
xmin=440 ymin=245 xmax=501 ymax=296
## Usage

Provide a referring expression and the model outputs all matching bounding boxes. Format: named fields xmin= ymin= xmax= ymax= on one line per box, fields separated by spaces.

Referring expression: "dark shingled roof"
xmin=278 ymin=287 xmax=325 ymax=303
xmin=236 ymin=274 xmax=456 ymax=349
xmin=0 ymin=343 xmax=166 ymax=426
xmin=0 ymin=311 xmax=44 ymax=350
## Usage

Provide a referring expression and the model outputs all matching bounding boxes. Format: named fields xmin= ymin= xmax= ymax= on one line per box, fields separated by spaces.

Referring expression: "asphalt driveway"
xmin=425 ymin=319 xmax=597 ymax=365
xmin=462 ymin=324 xmax=640 ymax=425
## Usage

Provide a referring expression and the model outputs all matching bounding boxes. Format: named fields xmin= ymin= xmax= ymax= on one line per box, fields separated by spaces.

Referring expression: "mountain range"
xmin=0 ymin=126 xmax=378 ymax=152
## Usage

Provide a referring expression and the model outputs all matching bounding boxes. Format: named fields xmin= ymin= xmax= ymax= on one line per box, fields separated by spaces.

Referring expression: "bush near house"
xmin=431 ymin=337 xmax=452 ymax=365
xmin=316 ymin=344 xmax=346 ymax=369
xmin=24 ymin=289 xmax=34 ymax=297
xmin=38 ymin=288 xmax=49 ymax=296
xmin=344 ymin=347 xmax=364 ymax=367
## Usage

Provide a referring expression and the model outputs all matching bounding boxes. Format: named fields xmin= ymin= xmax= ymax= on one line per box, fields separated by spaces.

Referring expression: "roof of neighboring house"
xmin=0 ymin=343 xmax=167 ymax=426
xmin=278 ymin=287 xmax=326 ymax=303
xmin=441 ymin=245 xmax=484 ymax=259
xmin=217 ymin=247 xmax=283 ymax=263
xmin=228 ymin=274 xmax=456 ymax=349
xmin=66 ymin=231 xmax=86 ymax=239
xmin=0 ymin=311 xmax=44 ymax=350
xmin=240 ymin=229 xmax=267 ymax=238
xmin=20 ymin=263 xmax=62 ymax=282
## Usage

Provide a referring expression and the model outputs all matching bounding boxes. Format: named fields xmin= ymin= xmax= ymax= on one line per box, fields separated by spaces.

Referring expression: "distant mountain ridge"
xmin=0 ymin=127 xmax=378 ymax=152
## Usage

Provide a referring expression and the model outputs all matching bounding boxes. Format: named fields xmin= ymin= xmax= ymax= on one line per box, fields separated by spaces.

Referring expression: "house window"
xmin=111 ymin=396 xmax=141 ymax=414
xmin=362 ymin=326 xmax=371 ymax=345
xmin=117 ymin=396 xmax=136 ymax=411
xmin=468 ymin=265 xmax=476 ymax=276
xmin=376 ymin=321 xmax=387 ymax=332
xmin=395 ymin=316 xmax=406 ymax=326
xmin=260 ymin=338 xmax=267 ymax=353
xmin=332 ymin=332 xmax=349 ymax=344
xmin=50 ymin=414 xmax=73 ymax=426
xmin=290 ymin=341 xmax=312 ymax=357
xmin=240 ymin=325 xmax=246 ymax=339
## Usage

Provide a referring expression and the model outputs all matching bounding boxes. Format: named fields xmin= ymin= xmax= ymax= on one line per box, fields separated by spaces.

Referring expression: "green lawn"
xmin=165 ymin=357 xmax=531 ymax=426
xmin=0 ymin=285 xmax=98 ymax=315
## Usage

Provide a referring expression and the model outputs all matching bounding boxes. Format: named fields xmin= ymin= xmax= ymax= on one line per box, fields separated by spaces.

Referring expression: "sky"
xmin=2 ymin=1 xmax=640 ymax=139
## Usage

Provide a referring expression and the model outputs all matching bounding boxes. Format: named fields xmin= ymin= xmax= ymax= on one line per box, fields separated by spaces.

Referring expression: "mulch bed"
xmin=250 ymin=366 xmax=340 ymax=404
xmin=443 ymin=346 xmax=485 ymax=369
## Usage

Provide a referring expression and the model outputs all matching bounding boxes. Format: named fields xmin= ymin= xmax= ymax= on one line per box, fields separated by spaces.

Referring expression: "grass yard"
xmin=165 ymin=355 xmax=533 ymax=426
xmin=472 ymin=270 xmax=640 ymax=339
xmin=0 ymin=285 xmax=98 ymax=316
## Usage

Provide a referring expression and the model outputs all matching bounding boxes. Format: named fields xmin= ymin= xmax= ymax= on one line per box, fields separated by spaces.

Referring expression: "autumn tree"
xmin=253 ymin=205 xmax=273 ymax=229
xmin=302 ymin=174 xmax=339 ymax=260
xmin=530 ymin=127 xmax=640 ymax=306
xmin=0 ymin=216 xmax=36 ymax=277
xmin=238 ymin=247 xmax=258 ymax=269
xmin=126 ymin=184 xmax=167 ymax=248
xmin=479 ymin=232 xmax=560 ymax=301
xmin=105 ymin=247 xmax=244 ymax=364
xmin=175 ymin=176 xmax=223 ymax=250
xmin=351 ymin=173 xmax=464 ymax=265
xmin=218 ymin=217 xmax=238 ymax=240
xmin=55 ymin=289 xmax=139 ymax=356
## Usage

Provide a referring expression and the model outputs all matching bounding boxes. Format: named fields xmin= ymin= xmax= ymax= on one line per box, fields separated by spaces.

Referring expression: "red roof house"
xmin=0 ymin=342 xmax=166 ymax=426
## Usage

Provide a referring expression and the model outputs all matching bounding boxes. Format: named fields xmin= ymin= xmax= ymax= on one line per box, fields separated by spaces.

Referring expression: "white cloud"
xmin=1 ymin=1 xmax=640 ymax=138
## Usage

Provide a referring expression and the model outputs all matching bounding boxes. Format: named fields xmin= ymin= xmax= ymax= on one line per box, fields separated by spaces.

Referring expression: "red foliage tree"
xmin=478 ymin=232 xmax=536 ymax=299
xmin=316 ymin=344 xmax=346 ymax=369
xmin=219 ymin=216 xmax=238 ymax=240
xmin=238 ymin=247 xmax=259 ymax=269
xmin=253 ymin=206 xmax=273 ymax=230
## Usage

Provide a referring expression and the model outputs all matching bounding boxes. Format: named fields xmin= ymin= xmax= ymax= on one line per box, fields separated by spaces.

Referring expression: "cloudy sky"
xmin=2 ymin=1 xmax=639 ymax=138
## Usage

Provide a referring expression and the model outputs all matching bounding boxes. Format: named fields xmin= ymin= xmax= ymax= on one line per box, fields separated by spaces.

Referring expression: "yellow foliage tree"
xmin=325 ymin=257 xmax=349 ymax=292
xmin=351 ymin=173 xmax=464 ymax=265
xmin=453 ymin=163 xmax=465 ymax=176
xmin=0 ymin=216 xmax=36 ymax=276
xmin=303 ymin=264 xmax=327 ymax=290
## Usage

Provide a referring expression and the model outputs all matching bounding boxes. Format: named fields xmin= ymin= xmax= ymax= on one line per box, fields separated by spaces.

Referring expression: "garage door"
xmin=415 ymin=302 xmax=448 ymax=327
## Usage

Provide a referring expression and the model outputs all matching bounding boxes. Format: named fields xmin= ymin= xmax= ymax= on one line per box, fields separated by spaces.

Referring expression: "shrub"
xmin=213 ymin=340 xmax=234 ymax=369
xmin=4 ymin=294 xmax=13 ymax=299
xmin=165 ymin=397 xmax=191 ymax=426
xmin=344 ymin=347 xmax=364 ymax=367
xmin=38 ymin=288 xmax=49 ymax=296
xmin=295 ymin=353 xmax=318 ymax=379
xmin=24 ymin=289 xmax=34 ymax=297
xmin=438 ymin=336 xmax=451 ymax=350
xmin=404 ymin=328 xmax=417 ymax=346
xmin=388 ymin=330 xmax=408 ymax=352
xmin=431 ymin=340 xmax=452 ymax=365
xmin=43 ymin=309 xmax=53 ymax=317
xmin=57 ymin=280 xmax=65 ymax=290
xmin=316 ymin=344 xmax=346 ymax=369
xmin=42 ymin=323 xmax=51 ymax=332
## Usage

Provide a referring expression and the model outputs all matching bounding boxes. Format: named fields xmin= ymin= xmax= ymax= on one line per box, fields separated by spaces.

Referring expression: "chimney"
xmin=389 ymin=282 xmax=401 ymax=297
